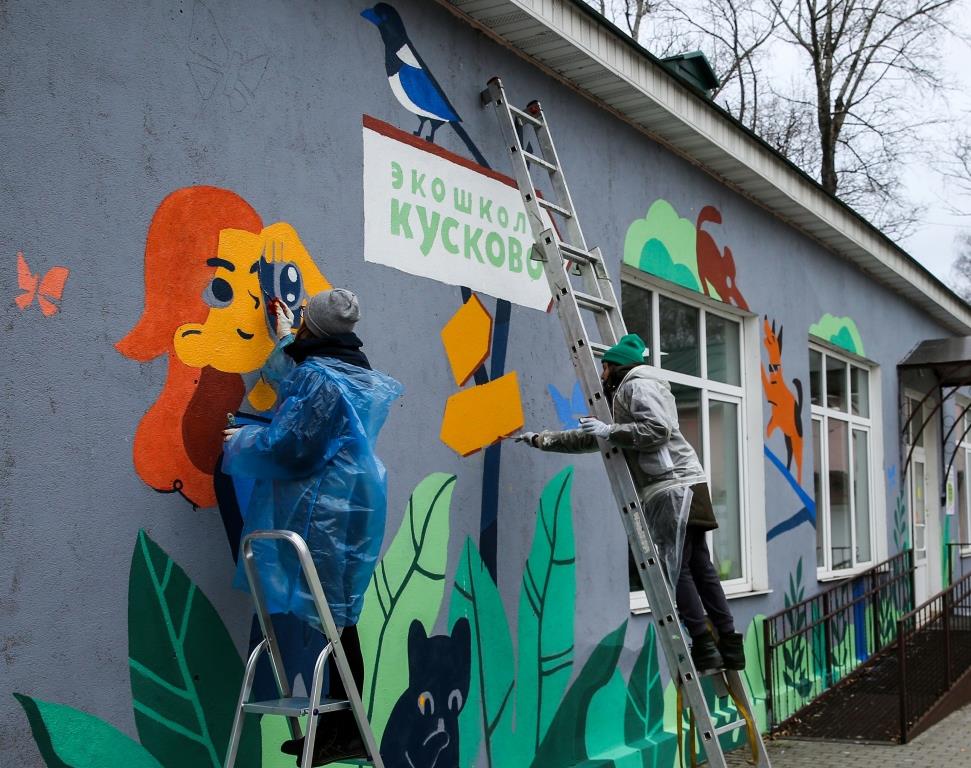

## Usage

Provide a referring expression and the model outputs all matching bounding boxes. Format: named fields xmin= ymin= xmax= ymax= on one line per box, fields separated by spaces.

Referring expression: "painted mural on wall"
xmin=115 ymin=186 xmax=330 ymax=509
xmin=185 ymin=0 xmax=269 ymax=113
xmin=623 ymin=200 xmax=749 ymax=310
xmin=359 ymin=0 xmax=555 ymax=578
xmin=440 ymin=293 xmax=525 ymax=456
xmin=15 ymin=251 xmax=70 ymax=317
xmin=760 ymin=316 xmax=815 ymax=541
xmin=809 ymin=314 xmax=865 ymax=356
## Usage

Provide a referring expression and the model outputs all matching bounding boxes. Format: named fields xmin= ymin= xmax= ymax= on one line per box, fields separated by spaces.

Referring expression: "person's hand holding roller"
xmin=274 ymin=301 xmax=295 ymax=340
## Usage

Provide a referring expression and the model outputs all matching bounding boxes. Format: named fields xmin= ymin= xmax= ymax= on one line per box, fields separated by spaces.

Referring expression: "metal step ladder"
xmin=224 ymin=530 xmax=384 ymax=768
xmin=481 ymin=77 xmax=771 ymax=768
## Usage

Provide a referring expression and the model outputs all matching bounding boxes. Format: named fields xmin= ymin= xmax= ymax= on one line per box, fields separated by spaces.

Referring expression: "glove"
xmin=579 ymin=417 xmax=611 ymax=439
xmin=275 ymin=301 xmax=295 ymax=340
xmin=223 ymin=427 xmax=243 ymax=443
xmin=515 ymin=431 xmax=541 ymax=448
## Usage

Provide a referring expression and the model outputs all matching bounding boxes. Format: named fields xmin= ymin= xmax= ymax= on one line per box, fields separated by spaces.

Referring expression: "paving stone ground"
xmin=724 ymin=703 xmax=971 ymax=767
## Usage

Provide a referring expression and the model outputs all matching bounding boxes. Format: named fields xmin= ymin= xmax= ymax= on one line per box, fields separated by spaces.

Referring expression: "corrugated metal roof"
xmin=439 ymin=0 xmax=971 ymax=335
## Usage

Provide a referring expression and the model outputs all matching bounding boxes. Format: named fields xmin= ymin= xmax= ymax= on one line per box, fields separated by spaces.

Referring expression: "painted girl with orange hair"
xmin=117 ymin=186 xmax=329 ymax=508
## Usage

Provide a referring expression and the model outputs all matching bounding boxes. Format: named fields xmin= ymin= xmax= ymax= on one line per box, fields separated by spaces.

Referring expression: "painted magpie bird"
xmin=361 ymin=3 xmax=488 ymax=167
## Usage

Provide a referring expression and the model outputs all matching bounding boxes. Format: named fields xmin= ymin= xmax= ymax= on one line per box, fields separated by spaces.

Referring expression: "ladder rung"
xmin=714 ymin=719 xmax=749 ymax=737
xmin=557 ymin=240 xmax=597 ymax=263
xmin=522 ymin=149 xmax=557 ymax=172
xmin=590 ymin=342 xmax=610 ymax=357
xmin=509 ymin=104 xmax=542 ymax=126
xmin=242 ymin=697 xmax=350 ymax=716
xmin=537 ymin=197 xmax=573 ymax=218
xmin=574 ymin=291 xmax=614 ymax=313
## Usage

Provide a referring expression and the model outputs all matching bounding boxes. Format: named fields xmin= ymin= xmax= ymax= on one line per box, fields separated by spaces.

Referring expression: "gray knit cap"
xmin=304 ymin=289 xmax=360 ymax=337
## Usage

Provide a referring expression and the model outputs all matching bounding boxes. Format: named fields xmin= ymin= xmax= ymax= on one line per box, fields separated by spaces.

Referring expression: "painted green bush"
xmin=129 ymin=530 xmax=260 ymax=767
xmin=14 ymin=694 xmax=164 ymax=768
xmin=357 ymin=472 xmax=456 ymax=735
xmin=16 ymin=531 xmax=260 ymax=768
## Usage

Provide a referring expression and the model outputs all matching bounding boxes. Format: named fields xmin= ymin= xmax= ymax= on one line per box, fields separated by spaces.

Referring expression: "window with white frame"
xmin=621 ymin=279 xmax=752 ymax=600
xmin=810 ymin=344 xmax=877 ymax=574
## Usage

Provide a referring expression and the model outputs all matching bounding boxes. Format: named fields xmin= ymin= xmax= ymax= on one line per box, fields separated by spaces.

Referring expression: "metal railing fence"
xmin=763 ymin=550 xmax=914 ymax=729
xmin=897 ymin=569 xmax=971 ymax=742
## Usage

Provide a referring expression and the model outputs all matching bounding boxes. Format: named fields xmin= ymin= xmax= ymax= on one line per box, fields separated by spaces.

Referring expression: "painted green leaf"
xmin=624 ymin=625 xmax=667 ymax=744
xmin=741 ymin=615 xmax=768 ymax=733
xmin=449 ymin=536 xmax=516 ymax=768
xmin=584 ymin=670 xmax=637 ymax=764
xmin=358 ymin=472 xmax=456 ymax=736
xmin=530 ymin=620 xmax=628 ymax=768
xmin=516 ymin=467 xmax=577 ymax=756
xmin=260 ymin=714 xmax=294 ymax=768
xmin=14 ymin=693 xmax=163 ymax=768
xmin=128 ymin=530 xmax=260 ymax=768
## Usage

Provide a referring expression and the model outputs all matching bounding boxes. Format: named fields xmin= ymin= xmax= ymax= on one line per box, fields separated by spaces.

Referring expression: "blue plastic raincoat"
xmin=223 ymin=340 xmax=403 ymax=629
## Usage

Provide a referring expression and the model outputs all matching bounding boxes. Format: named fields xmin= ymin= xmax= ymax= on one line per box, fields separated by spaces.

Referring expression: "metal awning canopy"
xmin=899 ymin=337 xmax=971 ymax=387
xmin=899 ymin=337 xmax=971 ymax=491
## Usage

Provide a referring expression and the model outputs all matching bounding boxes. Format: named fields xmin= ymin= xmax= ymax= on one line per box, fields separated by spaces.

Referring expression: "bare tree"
xmin=655 ymin=0 xmax=778 ymax=125
xmin=949 ymin=233 xmax=971 ymax=301
xmin=765 ymin=0 xmax=954 ymax=193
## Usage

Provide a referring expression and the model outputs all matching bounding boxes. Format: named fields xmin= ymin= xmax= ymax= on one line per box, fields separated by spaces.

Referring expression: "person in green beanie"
xmin=517 ymin=333 xmax=744 ymax=673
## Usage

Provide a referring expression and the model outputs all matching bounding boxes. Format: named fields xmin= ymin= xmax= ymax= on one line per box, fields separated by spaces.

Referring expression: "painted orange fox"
xmin=761 ymin=316 xmax=804 ymax=484
xmin=696 ymin=206 xmax=749 ymax=310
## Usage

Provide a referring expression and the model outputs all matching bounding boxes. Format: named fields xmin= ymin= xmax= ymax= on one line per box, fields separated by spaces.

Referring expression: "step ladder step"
xmin=574 ymin=291 xmax=614 ymax=313
xmin=509 ymin=104 xmax=542 ymax=126
xmin=522 ymin=149 xmax=557 ymax=172
xmin=242 ymin=696 xmax=351 ymax=716
xmin=537 ymin=197 xmax=573 ymax=218
xmin=590 ymin=341 xmax=610 ymax=357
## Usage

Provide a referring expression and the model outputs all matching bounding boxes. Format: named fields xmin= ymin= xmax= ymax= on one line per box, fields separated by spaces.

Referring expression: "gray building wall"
xmin=0 ymin=0 xmax=956 ymax=765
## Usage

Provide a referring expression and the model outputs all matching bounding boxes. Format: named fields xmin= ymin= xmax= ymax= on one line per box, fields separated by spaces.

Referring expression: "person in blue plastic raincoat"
xmin=222 ymin=288 xmax=402 ymax=766
xmin=517 ymin=333 xmax=744 ymax=674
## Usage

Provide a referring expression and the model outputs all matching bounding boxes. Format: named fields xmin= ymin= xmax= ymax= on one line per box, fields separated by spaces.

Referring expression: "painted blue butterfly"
xmin=548 ymin=381 xmax=588 ymax=430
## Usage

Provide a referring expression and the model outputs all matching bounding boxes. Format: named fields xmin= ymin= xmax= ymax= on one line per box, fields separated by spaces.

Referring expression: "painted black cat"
xmin=380 ymin=617 xmax=471 ymax=768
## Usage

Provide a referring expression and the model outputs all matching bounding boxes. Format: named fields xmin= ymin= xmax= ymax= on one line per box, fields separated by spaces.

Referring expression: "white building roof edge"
xmin=440 ymin=0 xmax=971 ymax=336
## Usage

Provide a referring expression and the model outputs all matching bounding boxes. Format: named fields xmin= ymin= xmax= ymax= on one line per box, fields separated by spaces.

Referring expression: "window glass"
xmin=709 ymin=400 xmax=742 ymax=580
xmin=851 ymin=367 xmax=869 ymax=417
xmin=913 ymin=459 xmax=926 ymax=556
xmin=809 ymin=350 xmax=823 ymax=407
xmin=659 ymin=295 xmax=700 ymax=377
xmin=908 ymin=398 xmax=923 ymax=448
xmin=706 ymin=314 xmax=741 ymax=386
xmin=670 ymin=383 xmax=702 ymax=459
xmin=622 ymin=284 xmax=652 ymax=365
xmin=853 ymin=429 xmax=871 ymax=563
xmin=828 ymin=420 xmax=852 ymax=570
xmin=813 ymin=419 xmax=824 ymax=568
xmin=826 ymin=356 xmax=848 ymax=411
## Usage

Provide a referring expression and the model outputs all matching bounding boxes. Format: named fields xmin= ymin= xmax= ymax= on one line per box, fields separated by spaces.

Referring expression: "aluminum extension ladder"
xmin=481 ymin=77 xmax=771 ymax=768
xmin=224 ymin=530 xmax=384 ymax=768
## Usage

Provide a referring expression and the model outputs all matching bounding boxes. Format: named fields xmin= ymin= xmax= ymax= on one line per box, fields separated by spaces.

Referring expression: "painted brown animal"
xmin=696 ymin=206 xmax=749 ymax=310
xmin=761 ymin=317 xmax=804 ymax=484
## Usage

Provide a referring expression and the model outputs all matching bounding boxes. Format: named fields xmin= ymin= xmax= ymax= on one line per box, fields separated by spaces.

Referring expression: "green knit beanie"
xmin=603 ymin=333 xmax=648 ymax=366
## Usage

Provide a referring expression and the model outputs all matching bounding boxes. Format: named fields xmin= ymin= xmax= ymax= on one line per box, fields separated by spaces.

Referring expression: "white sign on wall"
xmin=362 ymin=116 xmax=552 ymax=312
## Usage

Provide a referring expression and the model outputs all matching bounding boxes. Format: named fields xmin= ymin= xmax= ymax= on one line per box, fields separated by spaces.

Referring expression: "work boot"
xmin=690 ymin=632 xmax=723 ymax=672
xmin=717 ymin=631 xmax=746 ymax=671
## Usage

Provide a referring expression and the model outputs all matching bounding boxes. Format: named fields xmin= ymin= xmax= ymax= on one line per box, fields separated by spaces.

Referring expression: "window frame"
xmin=954 ymin=397 xmax=971 ymax=557
xmin=621 ymin=267 xmax=767 ymax=612
xmin=810 ymin=339 xmax=882 ymax=578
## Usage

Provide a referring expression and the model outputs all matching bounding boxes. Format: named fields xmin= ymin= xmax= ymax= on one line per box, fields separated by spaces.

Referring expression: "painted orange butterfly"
xmin=15 ymin=251 xmax=69 ymax=316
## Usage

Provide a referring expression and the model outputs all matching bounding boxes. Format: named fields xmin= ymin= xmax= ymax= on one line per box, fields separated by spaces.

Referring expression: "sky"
xmin=898 ymin=14 xmax=971 ymax=284
xmin=595 ymin=1 xmax=971 ymax=287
